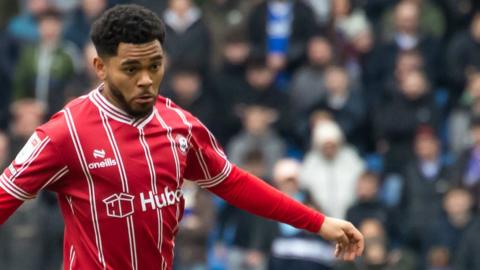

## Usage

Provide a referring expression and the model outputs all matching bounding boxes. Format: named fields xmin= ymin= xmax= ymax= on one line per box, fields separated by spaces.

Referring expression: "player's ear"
xmin=93 ymin=56 xmax=107 ymax=81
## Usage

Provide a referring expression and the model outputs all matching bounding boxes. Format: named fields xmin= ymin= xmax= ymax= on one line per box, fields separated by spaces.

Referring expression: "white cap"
xmin=312 ymin=120 xmax=344 ymax=148
xmin=272 ymin=158 xmax=301 ymax=184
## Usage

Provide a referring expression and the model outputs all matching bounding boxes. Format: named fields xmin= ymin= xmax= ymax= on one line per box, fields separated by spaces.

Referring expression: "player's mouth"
xmin=134 ymin=95 xmax=155 ymax=104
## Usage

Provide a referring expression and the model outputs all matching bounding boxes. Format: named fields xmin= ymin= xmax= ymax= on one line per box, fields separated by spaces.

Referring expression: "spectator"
xmin=454 ymin=218 xmax=480 ymax=270
xmin=268 ymin=158 xmax=336 ymax=270
xmin=374 ymin=70 xmax=439 ymax=173
xmin=452 ymin=117 xmax=480 ymax=210
xmin=8 ymin=99 xmax=46 ymax=155
xmin=377 ymin=1 xmax=441 ymax=85
xmin=163 ymin=0 xmax=211 ymax=73
xmin=247 ymin=0 xmax=317 ymax=77
xmin=7 ymin=0 xmax=50 ymax=42
xmin=227 ymin=104 xmax=286 ymax=180
xmin=325 ymin=0 xmax=371 ymax=70
xmin=401 ymin=127 xmax=451 ymax=260
xmin=12 ymin=8 xmax=77 ymax=117
xmin=238 ymin=57 xmax=292 ymax=138
xmin=299 ymin=120 xmax=364 ymax=219
xmin=346 ymin=172 xmax=389 ymax=229
xmin=290 ymin=36 xmax=334 ymax=115
xmin=304 ymin=0 xmax=331 ymax=26
xmin=381 ymin=0 xmax=446 ymax=39
xmin=426 ymin=246 xmax=451 ymax=270
xmin=164 ymin=64 xmax=222 ymax=137
xmin=211 ymin=32 xmax=251 ymax=143
xmin=428 ymin=188 xmax=476 ymax=260
xmin=446 ymin=11 xmax=480 ymax=100
xmin=448 ymin=72 xmax=480 ymax=154
xmin=63 ymin=0 xmax=107 ymax=49
xmin=308 ymin=65 xmax=367 ymax=152
xmin=202 ymin=0 xmax=254 ymax=69
xmin=174 ymin=181 xmax=215 ymax=270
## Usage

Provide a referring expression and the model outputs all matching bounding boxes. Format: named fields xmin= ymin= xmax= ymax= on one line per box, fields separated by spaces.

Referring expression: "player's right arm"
xmin=0 ymin=129 xmax=66 ymax=224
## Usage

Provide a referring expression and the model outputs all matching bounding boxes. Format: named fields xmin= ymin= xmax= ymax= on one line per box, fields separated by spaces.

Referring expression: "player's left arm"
xmin=207 ymin=165 xmax=364 ymax=261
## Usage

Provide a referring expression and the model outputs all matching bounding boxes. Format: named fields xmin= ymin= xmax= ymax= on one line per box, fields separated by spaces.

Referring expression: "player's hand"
xmin=318 ymin=217 xmax=364 ymax=261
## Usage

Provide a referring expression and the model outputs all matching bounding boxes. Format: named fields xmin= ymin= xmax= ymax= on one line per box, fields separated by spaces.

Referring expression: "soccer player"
xmin=0 ymin=5 xmax=363 ymax=270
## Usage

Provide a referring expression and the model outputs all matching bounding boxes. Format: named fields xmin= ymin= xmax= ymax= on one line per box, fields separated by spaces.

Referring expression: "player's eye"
xmin=150 ymin=63 xmax=161 ymax=71
xmin=124 ymin=67 xmax=138 ymax=75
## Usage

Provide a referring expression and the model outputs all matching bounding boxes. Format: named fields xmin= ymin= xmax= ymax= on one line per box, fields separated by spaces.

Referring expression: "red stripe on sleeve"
xmin=208 ymin=165 xmax=325 ymax=234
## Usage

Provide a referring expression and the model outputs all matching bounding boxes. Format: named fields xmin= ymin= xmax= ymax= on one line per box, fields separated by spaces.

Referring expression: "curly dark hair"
xmin=90 ymin=4 xmax=165 ymax=57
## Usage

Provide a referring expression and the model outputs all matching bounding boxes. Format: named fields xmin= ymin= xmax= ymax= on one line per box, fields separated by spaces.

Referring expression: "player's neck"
xmin=101 ymin=83 xmax=130 ymax=115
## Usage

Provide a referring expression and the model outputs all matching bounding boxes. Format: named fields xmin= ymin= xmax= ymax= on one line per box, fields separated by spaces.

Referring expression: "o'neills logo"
xmin=88 ymin=158 xmax=117 ymax=169
xmin=140 ymin=187 xmax=183 ymax=212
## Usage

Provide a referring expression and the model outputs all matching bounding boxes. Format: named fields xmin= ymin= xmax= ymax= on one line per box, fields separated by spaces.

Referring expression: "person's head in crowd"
xmin=414 ymin=125 xmax=440 ymax=161
xmin=309 ymin=110 xmax=334 ymax=130
xmin=81 ymin=0 xmax=107 ymax=20
xmin=469 ymin=117 xmax=480 ymax=147
xmin=470 ymin=11 xmax=480 ymax=42
xmin=272 ymin=158 xmax=301 ymax=196
xmin=307 ymin=36 xmax=334 ymax=68
xmin=331 ymin=0 xmax=353 ymax=19
xmin=0 ymin=131 xmax=9 ymax=168
xmin=168 ymin=0 xmax=194 ymax=16
xmin=169 ymin=64 xmax=202 ymax=106
xmin=399 ymin=69 xmax=430 ymax=100
xmin=359 ymin=219 xmax=388 ymax=266
xmin=426 ymin=246 xmax=450 ymax=270
xmin=352 ymin=28 xmax=374 ymax=54
xmin=222 ymin=30 xmax=250 ymax=67
xmin=241 ymin=104 xmax=278 ymax=136
xmin=37 ymin=8 xmax=63 ymax=46
xmin=324 ymin=65 xmax=350 ymax=98
xmin=27 ymin=0 xmax=49 ymax=17
xmin=394 ymin=1 xmax=420 ymax=35
xmin=394 ymin=49 xmax=424 ymax=81
xmin=246 ymin=57 xmax=275 ymax=90
xmin=465 ymin=72 xmax=480 ymax=99
xmin=241 ymin=148 xmax=267 ymax=178
xmin=10 ymin=99 xmax=46 ymax=139
xmin=443 ymin=187 xmax=473 ymax=227
xmin=356 ymin=171 xmax=380 ymax=202
xmin=312 ymin=120 xmax=344 ymax=159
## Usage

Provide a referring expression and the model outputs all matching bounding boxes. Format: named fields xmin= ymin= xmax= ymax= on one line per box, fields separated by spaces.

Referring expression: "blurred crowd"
xmin=1 ymin=0 xmax=480 ymax=269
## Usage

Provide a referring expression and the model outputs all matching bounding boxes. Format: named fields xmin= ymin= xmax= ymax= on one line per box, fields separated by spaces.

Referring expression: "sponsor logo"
xmin=103 ymin=193 xmax=135 ymax=218
xmin=88 ymin=158 xmax=117 ymax=169
xmin=176 ymin=134 xmax=188 ymax=154
xmin=88 ymin=149 xmax=117 ymax=169
xmin=103 ymin=187 xmax=183 ymax=218
xmin=93 ymin=149 xmax=106 ymax=159
xmin=140 ymin=187 xmax=183 ymax=212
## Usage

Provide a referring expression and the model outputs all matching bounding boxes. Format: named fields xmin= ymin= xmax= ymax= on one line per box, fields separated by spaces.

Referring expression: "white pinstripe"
xmin=7 ymin=137 xmax=51 ymax=183
xmin=138 ymin=128 xmax=165 ymax=265
xmin=40 ymin=166 xmax=69 ymax=190
xmin=100 ymin=111 xmax=138 ymax=270
xmin=63 ymin=108 xmax=106 ymax=269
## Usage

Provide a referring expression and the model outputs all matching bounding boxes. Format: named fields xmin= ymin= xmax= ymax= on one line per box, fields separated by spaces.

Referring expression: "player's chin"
xmin=130 ymin=103 xmax=154 ymax=117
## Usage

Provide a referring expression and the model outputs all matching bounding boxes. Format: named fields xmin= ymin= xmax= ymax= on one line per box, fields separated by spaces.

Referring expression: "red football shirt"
xmin=0 ymin=85 xmax=324 ymax=270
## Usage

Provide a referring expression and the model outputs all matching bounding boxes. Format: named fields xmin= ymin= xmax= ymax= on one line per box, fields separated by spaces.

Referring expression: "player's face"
xmin=95 ymin=40 xmax=165 ymax=117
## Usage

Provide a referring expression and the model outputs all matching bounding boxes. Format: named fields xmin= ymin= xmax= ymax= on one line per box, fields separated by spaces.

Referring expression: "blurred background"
xmin=0 ymin=0 xmax=480 ymax=269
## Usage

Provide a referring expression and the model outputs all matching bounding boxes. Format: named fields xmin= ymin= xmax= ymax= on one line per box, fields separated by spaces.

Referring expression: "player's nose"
xmin=137 ymin=71 xmax=153 ymax=88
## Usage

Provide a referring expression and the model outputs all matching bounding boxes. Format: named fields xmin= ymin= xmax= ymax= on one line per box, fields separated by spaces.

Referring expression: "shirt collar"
xmin=89 ymin=84 xmax=155 ymax=128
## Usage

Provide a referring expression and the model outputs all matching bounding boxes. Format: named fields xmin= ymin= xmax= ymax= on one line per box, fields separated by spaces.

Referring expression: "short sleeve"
xmin=183 ymin=117 xmax=232 ymax=188
xmin=0 ymin=129 xmax=68 ymax=202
